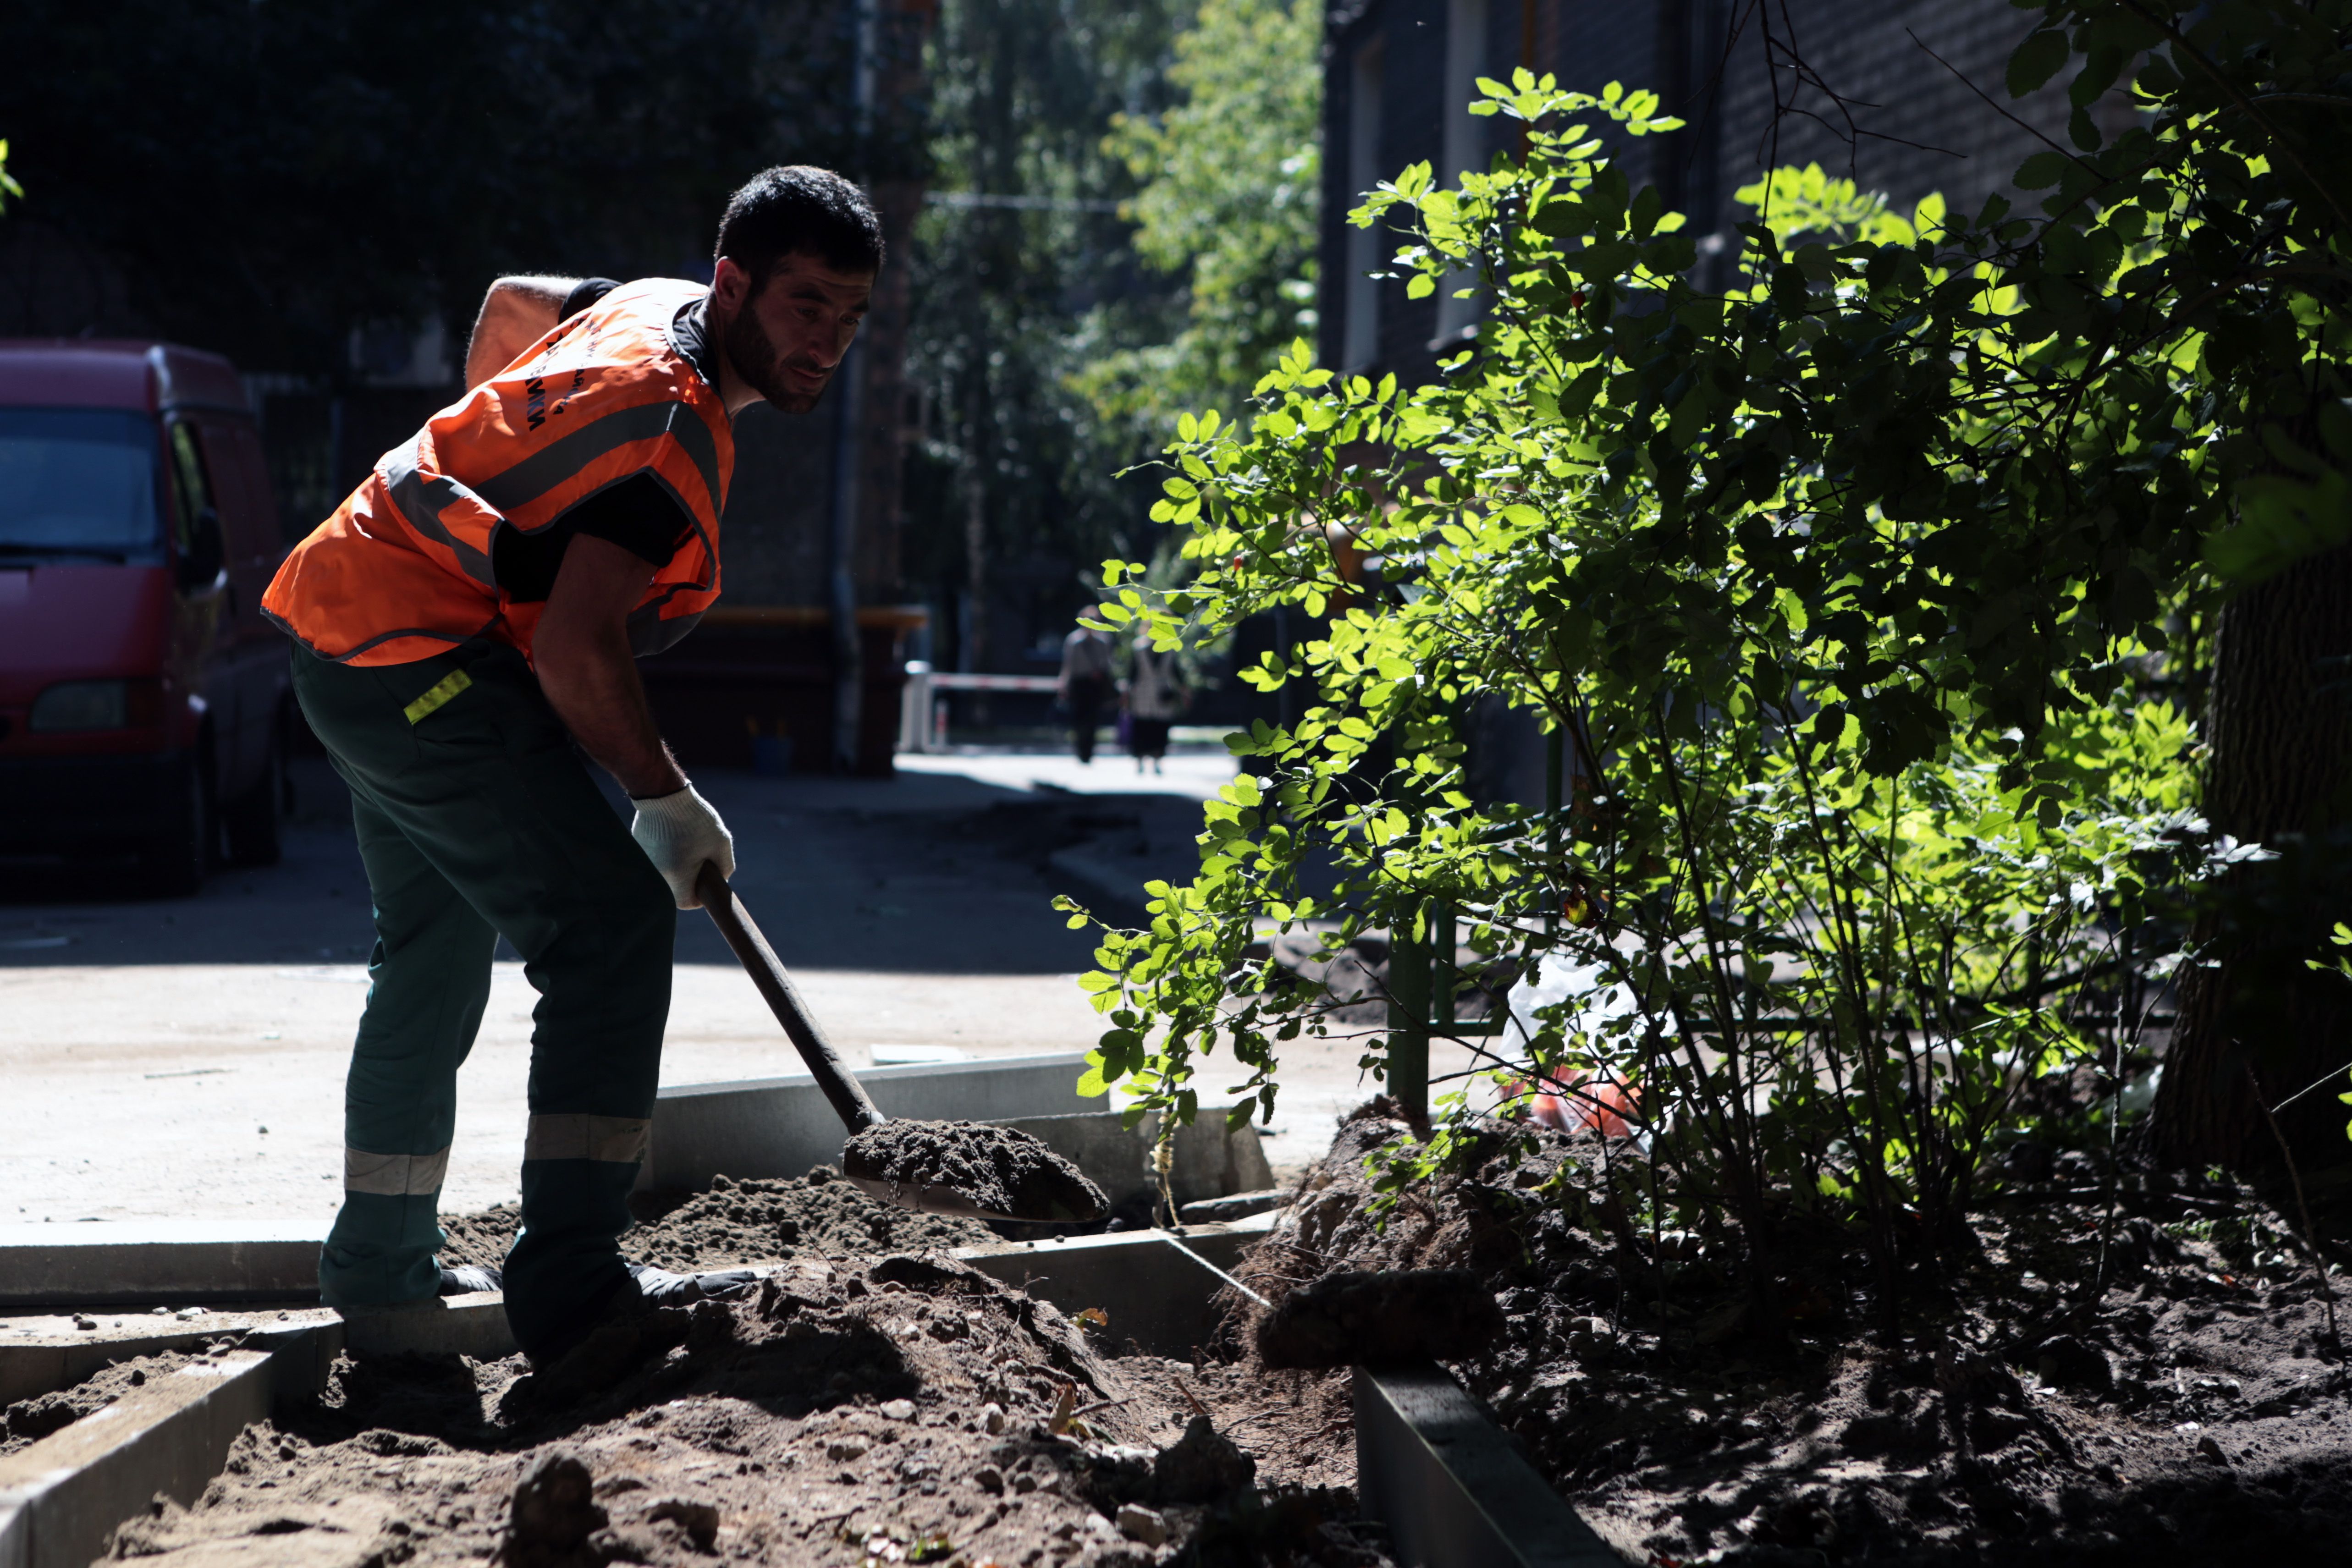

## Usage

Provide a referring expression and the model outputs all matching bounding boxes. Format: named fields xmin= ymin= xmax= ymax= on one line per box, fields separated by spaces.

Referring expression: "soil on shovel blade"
xmin=105 ymin=1252 xmax=1383 ymax=1568
xmin=846 ymin=1120 xmax=1109 ymax=1221
xmin=1215 ymin=1098 xmax=2352 ymax=1567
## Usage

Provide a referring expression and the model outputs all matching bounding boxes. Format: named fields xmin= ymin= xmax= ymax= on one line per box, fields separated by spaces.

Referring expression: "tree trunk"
xmin=2153 ymin=542 xmax=2352 ymax=1174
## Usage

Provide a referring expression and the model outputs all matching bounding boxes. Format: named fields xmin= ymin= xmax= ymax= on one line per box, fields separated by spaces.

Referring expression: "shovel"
xmin=694 ymin=863 xmax=1107 ymax=1225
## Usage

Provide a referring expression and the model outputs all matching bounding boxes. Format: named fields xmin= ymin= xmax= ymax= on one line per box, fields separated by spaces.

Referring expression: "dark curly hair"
xmin=714 ymin=165 xmax=884 ymax=283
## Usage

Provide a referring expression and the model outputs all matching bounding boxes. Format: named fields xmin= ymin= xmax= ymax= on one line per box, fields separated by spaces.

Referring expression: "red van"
xmin=0 ymin=341 xmax=292 ymax=893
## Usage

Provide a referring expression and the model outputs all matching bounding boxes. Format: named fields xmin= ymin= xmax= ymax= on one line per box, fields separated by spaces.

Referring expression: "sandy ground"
xmin=2 ymin=748 xmax=1470 ymax=1224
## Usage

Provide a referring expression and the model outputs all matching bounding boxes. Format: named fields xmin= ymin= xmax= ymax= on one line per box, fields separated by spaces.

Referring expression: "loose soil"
xmin=439 ymin=1169 xmax=999 ymax=1274
xmin=1221 ymin=1099 xmax=2352 ymax=1566
xmin=844 ymin=1122 xmax=1109 ymax=1223
xmin=103 ymin=1253 xmax=1383 ymax=1567
xmin=2 ymin=1348 xmax=200 ymax=1457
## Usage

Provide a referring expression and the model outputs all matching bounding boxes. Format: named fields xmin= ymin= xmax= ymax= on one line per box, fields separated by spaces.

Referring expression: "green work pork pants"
xmin=290 ymin=640 xmax=674 ymax=1359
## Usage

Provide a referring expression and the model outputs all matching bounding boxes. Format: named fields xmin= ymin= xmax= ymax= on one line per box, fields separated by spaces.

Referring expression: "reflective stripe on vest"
xmin=262 ymin=279 xmax=733 ymax=668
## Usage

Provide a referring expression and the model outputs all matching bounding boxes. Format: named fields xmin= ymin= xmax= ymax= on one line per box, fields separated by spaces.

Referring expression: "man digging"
xmin=261 ymin=166 xmax=881 ymax=1380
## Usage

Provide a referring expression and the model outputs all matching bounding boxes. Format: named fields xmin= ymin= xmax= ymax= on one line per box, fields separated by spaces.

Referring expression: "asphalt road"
xmin=1 ymin=746 xmax=1475 ymax=1223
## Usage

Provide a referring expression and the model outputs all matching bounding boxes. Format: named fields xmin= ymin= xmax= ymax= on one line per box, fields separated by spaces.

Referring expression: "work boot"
xmin=438 ymin=1263 xmax=503 ymax=1296
xmin=628 ymin=1263 xmax=757 ymax=1305
xmin=510 ymin=1265 xmax=759 ymax=1412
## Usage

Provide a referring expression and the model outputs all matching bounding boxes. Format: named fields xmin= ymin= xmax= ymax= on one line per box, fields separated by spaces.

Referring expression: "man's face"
xmin=713 ymin=252 xmax=875 ymax=413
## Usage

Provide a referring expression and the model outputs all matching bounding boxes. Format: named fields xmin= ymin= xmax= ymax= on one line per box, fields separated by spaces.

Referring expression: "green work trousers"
xmin=289 ymin=640 xmax=675 ymax=1359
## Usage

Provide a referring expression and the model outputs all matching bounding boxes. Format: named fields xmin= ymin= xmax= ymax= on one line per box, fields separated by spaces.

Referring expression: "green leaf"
xmin=2007 ymin=29 xmax=2072 ymax=99
xmin=2015 ymin=151 xmax=2068 ymax=191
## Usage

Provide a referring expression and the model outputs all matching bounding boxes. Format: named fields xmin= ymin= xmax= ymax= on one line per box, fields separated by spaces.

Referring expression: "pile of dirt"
xmin=2 ymin=1347 xmax=201 ymax=1458
xmin=1225 ymin=1099 xmax=2352 ymax=1567
xmin=439 ymin=1168 xmax=997 ymax=1274
xmin=107 ymin=1253 xmax=1384 ymax=1566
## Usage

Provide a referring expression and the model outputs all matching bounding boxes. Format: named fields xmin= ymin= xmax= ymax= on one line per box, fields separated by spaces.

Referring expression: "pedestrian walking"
xmin=1057 ymin=618 xmax=1115 ymax=763
xmin=1122 ymin=637 xmax=1187 ymax=773
xmin=259 ymin=167 xmax=885 ymax=1385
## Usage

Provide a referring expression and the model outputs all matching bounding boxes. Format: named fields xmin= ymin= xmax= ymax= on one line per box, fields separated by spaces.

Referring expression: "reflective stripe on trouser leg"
xmin=343 ymin=1145 xmax=453 ymax=1195
xmin=522 ymin=1116 xmax=650 ymax=1164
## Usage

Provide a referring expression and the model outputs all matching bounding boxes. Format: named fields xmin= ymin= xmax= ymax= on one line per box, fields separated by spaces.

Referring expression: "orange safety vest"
xmin=263 ymin=279 xmax=733 ymax=668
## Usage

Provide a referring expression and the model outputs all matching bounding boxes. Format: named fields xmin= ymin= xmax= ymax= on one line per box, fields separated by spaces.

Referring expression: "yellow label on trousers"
xmin=402 ymin=668 xmax=473 ymax=725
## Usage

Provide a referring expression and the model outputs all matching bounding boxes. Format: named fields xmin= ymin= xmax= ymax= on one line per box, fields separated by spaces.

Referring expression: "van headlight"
xmin=29 ymin=679 xmax=153 ymax=732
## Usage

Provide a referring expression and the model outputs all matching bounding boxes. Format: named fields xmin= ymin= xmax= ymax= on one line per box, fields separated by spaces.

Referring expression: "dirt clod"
xmin=1151 ymin=1414 xmax=1256 ymax=1504
xmin=843 ymin=1118 xmax=1107 ymax=1221
xmin=497 ymin=1449 xmax=606 ymax=1568
xmin=643 ymin=1495 xmax=719 ymax=1550
xmin=1254 ymin=1268 xmax=1504 ymax=1370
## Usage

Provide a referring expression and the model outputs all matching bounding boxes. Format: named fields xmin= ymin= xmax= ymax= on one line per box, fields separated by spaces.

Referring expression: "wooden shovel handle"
xmin=696 ymin=861 xmax=887 ymax=1135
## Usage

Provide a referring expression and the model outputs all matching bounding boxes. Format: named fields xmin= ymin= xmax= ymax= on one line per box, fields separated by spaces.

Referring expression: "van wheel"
xmin=144 ymin=752 xmax=213 ymax=897
xmin=224 ymin=721 xmax=286 ymax=867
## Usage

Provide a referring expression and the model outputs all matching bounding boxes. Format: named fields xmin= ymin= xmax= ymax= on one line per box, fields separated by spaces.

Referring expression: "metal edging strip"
xmin=1354 ymin=1360 xmax=1628 ymax=1568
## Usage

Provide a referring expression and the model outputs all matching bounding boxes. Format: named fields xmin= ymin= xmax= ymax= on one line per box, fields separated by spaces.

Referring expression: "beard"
xmin=722 ymin=301 xmax=832 ymax=413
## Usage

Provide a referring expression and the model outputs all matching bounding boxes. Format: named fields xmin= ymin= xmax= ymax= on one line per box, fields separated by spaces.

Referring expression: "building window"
xmin=1342 ymin=35 xmax=1385 ymax=373
xmin=1434 ymin=0 xmax=1488 ymax=345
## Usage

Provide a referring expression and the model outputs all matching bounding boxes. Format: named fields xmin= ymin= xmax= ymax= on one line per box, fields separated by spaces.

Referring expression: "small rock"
xmin=72 ymin=1315 xmax=95 ymax=1331
xmin=880 ymin=1398 xmax=917 ymax=1421
xmin=2197 ymin=1434 xmax=2228 ymax=1464
xmin=174 ymin=1307 xmax=206 ymax=1321
xmin=981 ymin=1402 xmax=1008 ymax=1435
xmin=1116 ymin=1503 xmax=1169 ymax=1547
xmin=826 ymin=1437 xmax=871 ymax=1461
xmin=644 ymin=1496 xmax=720 ymax=1551
xmin=128 ymin=1370 xmax=146 ymax=1386
xmin=972 ymin=1465 xmax=1005 ymax=1495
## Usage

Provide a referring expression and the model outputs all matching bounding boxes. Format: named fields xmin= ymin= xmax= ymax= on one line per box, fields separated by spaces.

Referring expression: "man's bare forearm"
xmin=534 ymin=619 xmax=687 ymax=799
xmin=535 ymin=533 xmax=688 ymax=798
xmin=463 ymin=275 xmax=576 ymax=389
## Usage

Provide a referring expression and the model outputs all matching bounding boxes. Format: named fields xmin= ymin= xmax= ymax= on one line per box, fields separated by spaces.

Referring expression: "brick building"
xmin=1320 ymin=0 xmax=2122 ymax=387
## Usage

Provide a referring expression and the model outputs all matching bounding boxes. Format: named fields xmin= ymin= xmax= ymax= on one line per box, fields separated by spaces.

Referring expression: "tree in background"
xmin=899 ymin=0 xmax=1186 ymax=671
xmin=902 ymin=0 xmax=1324 ymax=670
xmin=1076 ymin=0 xmax=1322 ymax=443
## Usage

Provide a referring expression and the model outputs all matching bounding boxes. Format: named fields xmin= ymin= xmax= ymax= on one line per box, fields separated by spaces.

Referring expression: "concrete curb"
xmin=949 ymin=1212 xmax=1277 ymax=1357
xmin=0 ymin=1222 xmax=324 ymax=1310
xmin=0 ymin=1323 xmax=335 ymax=1568
xmin=1354 ymin=1361 xmax=1629 ymax=1567
xmin=339 ymin=1292 xmax=515 ymax=1363
xmin=990 ymin=1109 xmax=1275 ymax=1216
xmin=644 ymin=1052 xmax=1098 ymax=1189
xmin=0 ymin=1311 xmax=337 ymax=1405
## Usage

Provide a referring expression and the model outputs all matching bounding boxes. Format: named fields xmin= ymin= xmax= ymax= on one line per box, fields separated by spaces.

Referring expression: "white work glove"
xmin=629 ymin=785 xmax=735 ymax=909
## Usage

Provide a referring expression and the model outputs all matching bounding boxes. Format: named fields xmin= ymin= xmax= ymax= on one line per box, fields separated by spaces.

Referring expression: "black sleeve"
xmin=490 ymin=473 xmax=695 ymax=603
xmin=560 ymin=277 xmax=622 ymax=320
